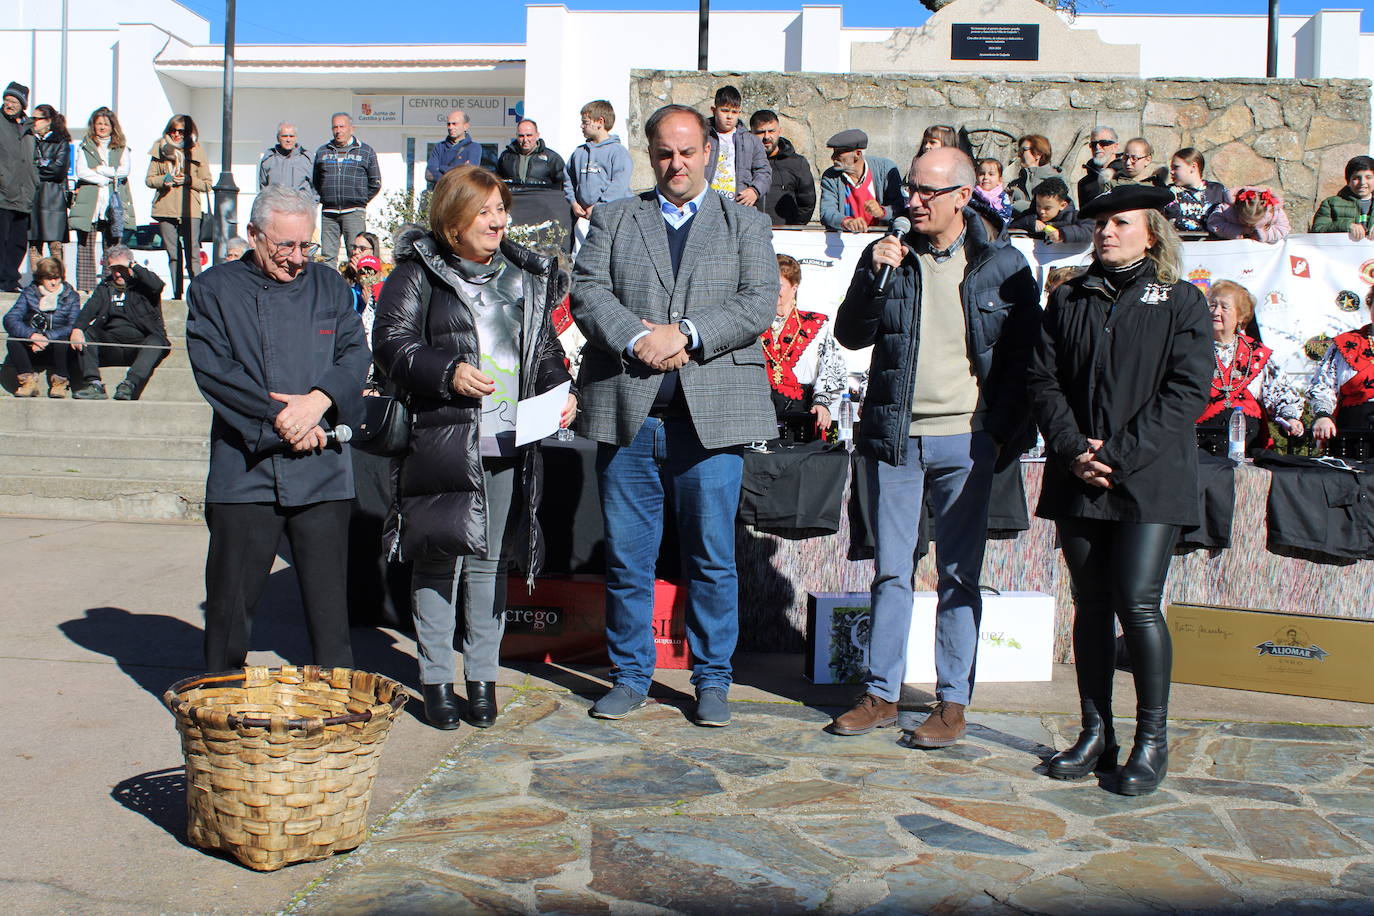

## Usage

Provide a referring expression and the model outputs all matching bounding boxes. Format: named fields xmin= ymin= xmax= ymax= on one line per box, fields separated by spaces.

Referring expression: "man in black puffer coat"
xmin=830 ymin=147 xmax=1041 ymax=751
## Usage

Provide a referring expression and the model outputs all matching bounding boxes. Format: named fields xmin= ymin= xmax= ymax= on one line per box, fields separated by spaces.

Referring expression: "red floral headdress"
xmin=1234 ymin=187 xmax=1278 ymax=209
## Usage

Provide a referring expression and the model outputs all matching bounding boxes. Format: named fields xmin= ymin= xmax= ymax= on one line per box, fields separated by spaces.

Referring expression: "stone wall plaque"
xmin=951 ymin=23 xmax=1040 ymax=61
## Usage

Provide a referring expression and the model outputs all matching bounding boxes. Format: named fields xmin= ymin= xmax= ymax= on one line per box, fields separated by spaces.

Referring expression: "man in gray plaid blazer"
xmin=572 ymin=104 xmax=777 ymax=727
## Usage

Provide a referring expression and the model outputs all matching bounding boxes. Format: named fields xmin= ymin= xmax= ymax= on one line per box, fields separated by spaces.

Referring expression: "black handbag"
xmin=354 ymin=389 xmax=412 ymax=456
xmin=353 ymin=271 xmax=432 ymax=457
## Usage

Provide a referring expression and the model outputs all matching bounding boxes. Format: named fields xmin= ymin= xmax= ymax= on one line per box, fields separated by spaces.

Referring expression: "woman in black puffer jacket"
xmin=1028 ymin=185 xmax=1212 ymax=797
xmin=373 ymin=165 xmax=576 ymax=731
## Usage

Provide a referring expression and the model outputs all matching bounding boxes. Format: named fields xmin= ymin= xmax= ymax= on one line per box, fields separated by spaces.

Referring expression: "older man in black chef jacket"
xmin=186 ymin=184 xmax=370 ymax=672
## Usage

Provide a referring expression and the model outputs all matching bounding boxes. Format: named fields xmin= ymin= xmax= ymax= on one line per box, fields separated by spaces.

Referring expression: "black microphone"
xmin=874 ymin=217 xmax=912 ymax=296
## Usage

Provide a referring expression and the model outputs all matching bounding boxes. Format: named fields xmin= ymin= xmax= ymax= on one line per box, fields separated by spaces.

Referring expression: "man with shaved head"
xmin=258 ymin=122 xmax=316 ymax=201
xmin=426 ymin=109 xmax=482 ymax=189
xmin=831 ymin=146 xmax=1041 ymax=748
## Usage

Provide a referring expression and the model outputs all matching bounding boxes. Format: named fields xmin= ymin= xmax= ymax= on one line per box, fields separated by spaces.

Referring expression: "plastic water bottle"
xmin=837 ymin=393 xmax=855 ymax=451
xmin=1227 ymin=406 xmax=1247 ymax=464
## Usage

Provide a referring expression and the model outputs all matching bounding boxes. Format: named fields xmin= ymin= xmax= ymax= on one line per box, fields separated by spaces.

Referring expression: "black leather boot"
xmin=465 ymin=681 xmax=497 ymax=728
xmin=1117 ymin=706 xmax=1168 ymax=795
xmin=422 ymin=683 xmax=462 ymax=730
xmin=1048 ymin=698 xmax=1118 ymax=780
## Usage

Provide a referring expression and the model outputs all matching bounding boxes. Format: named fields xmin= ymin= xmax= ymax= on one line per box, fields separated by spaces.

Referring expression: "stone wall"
xmin=628 ymin=71 xmax=1372 ymax=233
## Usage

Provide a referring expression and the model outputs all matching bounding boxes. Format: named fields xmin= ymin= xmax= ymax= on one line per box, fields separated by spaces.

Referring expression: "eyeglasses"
xmin=906 ymin=183 xmax=964 ymax=201
xmin=260 ymin=234 xmax=320 ymax=258
xmin=1123 ymin=154 xmax=1150 ymax=162
xmin=167 ymin=128 xmax=185 ymax=136
xmin=350 ymin=243 xmax=373 ymax=252
xmin=1090 ymin=139 xmax=1116 ymax=148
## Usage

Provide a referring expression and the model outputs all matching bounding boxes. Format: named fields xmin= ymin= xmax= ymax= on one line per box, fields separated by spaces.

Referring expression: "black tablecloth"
xmin=1254 ymin=450 xmax=1374 ymax=564
xmin=738 ymin=439 xmax=850 ymax=538
xmin=1176 ymin=450 xmax=1237 ymax=553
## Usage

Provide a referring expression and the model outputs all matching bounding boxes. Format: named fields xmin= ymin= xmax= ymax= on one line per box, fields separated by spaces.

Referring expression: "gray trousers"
xmin=157 ymin=218 xmax=202 ymax=279
xmin=319 ymin=209 xmax=366 ymax=265
xmin=410 ymin=459 xmax=519 ymax=684
xmin=866 ymin=431 xmax=997 ymax=706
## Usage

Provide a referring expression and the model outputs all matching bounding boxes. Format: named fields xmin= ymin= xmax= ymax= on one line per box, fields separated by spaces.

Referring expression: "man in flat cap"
xmin=819 ymin=129 xmax=905 ymax=233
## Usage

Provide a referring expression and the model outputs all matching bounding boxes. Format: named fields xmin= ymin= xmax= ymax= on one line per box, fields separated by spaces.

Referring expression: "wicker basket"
xmin=163 ymin=666 xmax=407 ymax=871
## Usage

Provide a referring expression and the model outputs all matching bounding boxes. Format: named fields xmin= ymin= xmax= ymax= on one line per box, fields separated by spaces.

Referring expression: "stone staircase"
xmin=1 ymin=293 xmax=211 ymax=520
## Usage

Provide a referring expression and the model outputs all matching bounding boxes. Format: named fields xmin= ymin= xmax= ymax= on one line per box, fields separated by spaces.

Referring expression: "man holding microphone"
xmin=186 ymin=185 xmax=369 ymax=672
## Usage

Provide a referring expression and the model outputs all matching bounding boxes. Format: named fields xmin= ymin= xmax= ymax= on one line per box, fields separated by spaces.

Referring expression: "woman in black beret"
xmin=1027 ymin=184 xmax=1213 ymax=795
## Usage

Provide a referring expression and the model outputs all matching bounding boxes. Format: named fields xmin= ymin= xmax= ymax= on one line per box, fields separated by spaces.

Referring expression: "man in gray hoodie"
xmin=258 ymin=122 xmax=317 ymax=201
xmin=0 ymin=82 xmax=36 ymax=292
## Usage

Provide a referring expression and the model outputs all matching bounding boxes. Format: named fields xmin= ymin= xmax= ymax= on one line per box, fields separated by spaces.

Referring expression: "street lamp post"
xmin=212 ymin=0 xmax=239 ymax=264
xmin=1266 ymin=0 xmax=1280 ymax=78
xmin=698 ymin=1 xmax=709 ymax=71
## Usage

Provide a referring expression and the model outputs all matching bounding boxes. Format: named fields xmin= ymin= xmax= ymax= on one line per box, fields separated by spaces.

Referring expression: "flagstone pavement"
xmin=286 ymin=691 xmax=1374 ymax=915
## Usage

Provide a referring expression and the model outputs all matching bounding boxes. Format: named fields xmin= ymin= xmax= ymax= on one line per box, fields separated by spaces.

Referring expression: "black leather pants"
xmin=1058 ymin=519 xmax=1179 ymax=711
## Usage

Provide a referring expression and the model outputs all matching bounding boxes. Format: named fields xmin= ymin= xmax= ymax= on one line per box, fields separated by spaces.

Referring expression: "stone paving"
xmin=287 ymin=691 xmax=1374 ymax=915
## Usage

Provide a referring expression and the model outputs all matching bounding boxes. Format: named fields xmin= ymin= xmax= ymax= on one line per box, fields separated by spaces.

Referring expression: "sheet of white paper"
xmin=515 ymin=380 xmax=572 ymax=446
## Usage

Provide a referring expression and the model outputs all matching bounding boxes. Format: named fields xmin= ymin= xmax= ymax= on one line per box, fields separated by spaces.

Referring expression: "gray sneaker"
xmin=693 ymin=687 xmax=731 ymax=727
xmin=73 ymin=381 xmax=107 ymax=400
xmin=590 ymin=684 xmax=648 ymax=720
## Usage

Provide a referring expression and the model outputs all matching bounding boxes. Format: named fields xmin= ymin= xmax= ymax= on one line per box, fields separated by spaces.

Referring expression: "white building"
xmin=2 ymin=0 xmax=1371 ymax=240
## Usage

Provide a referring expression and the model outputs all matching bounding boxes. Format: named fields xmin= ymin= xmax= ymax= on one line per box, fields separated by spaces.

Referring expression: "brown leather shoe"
xmin=831 ymin=692 xmax=898 ymax=736
xmin=907 ymin=701 xmax=966 ymax=748
xmin=15 ymin=372 xmax=39 ymax=397
xmin=48 ymin=375 xmax=70 ymax=398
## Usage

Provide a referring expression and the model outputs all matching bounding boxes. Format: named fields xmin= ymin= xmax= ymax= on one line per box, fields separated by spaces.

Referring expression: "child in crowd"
xmin=919 ymin=124 xmax=958 ymax=155
xmin=1206 ymin=186 xmax=1290 ymax=244
xmin=973 ymin=158 xmax=1012 ymax=224
xmin=1164 ymin=147 xmax=1226 ymax=233
xmin=1311 ymin=155 xmax=1374 ymax=241
xmin=1009 ymin=178 xmax=1091 ymax=243
xmin=704 ymin=85 xmax=770 ymax=208
xmin=565 ymin=99 xmax=633 ymax=223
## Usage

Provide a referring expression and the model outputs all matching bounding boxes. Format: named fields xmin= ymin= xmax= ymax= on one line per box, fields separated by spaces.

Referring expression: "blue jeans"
xmin=866 ymin=431 xmax=997 ymax=705
xmin=597 ymin=416 xmax=743 ymax=693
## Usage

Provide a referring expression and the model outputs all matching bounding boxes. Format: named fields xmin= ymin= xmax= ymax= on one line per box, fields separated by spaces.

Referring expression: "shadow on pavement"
xmin=110 ymin=766 xmax=190 ymax=846
xmin=58 ymin=606 xmax=205 ymax=700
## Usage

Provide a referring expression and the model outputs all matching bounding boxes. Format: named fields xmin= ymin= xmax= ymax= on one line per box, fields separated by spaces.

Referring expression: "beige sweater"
xmin=909 ymin=246 xmax=985 ymax=436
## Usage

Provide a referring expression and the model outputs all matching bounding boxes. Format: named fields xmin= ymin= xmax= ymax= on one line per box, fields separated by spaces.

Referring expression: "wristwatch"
xmin=678 ymin=319 xmax=692 ymax=340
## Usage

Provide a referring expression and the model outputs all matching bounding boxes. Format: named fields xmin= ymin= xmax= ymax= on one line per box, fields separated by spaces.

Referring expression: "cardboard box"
xmin=1169 ymin=603 xmax=1374 ymax=704
xmin=806 ymin=591 xmax=1055 ymax=685
xmin=501 ymin=575 xmax=690 ymax=669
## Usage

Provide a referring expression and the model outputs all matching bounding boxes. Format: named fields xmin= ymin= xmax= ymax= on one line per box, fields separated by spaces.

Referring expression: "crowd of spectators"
xmin=3 ymin=76 xmax=1374 ymax=426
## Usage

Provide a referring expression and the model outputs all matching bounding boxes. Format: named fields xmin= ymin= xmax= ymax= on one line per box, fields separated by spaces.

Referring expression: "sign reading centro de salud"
xmin=950 ymin=23 xmax=1040 ymax=61
xmin=352 ymin=95 xmax=523 ymax=128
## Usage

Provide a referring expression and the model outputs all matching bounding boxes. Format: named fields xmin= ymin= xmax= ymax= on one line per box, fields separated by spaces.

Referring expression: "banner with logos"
xmin=770 ymin=229 xmax=1374 ymax=380
xmin=352 ymin=95 xmax=524 ymax=129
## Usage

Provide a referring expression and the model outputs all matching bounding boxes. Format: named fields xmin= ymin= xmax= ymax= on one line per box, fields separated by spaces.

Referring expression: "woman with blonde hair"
xmin=71 ymin=107 xmax=134 ymax=291
xmin=145 ymin=114 xmax=212 ymax=284
xmin=373 ymin=165 xmax=577 ymax=730
xmin=1027 ymin=184 xmax=1212 ymax=796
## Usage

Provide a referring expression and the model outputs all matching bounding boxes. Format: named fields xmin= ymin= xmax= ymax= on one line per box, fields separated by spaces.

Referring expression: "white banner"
xmin=771 ymin=229 xmax=1374 ymax=381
